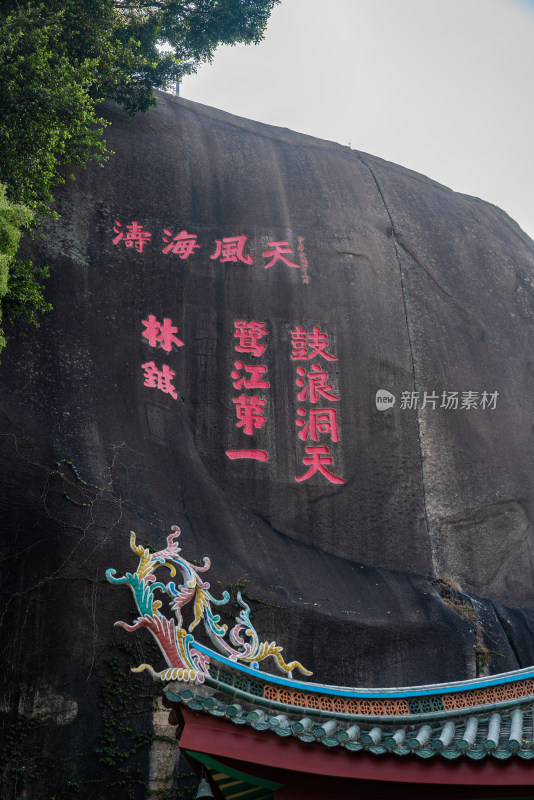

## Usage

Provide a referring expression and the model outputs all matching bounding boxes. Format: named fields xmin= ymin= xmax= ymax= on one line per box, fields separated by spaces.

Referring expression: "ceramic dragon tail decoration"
xmin=106 ymin=525 xmax=312 ymax=685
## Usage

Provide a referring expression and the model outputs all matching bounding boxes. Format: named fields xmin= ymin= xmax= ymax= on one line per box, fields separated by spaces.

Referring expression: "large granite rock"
xmin=1 ymin=91 xmax=534 ymax=797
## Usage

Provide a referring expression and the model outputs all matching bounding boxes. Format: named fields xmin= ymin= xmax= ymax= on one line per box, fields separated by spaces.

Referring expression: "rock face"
xmin=1 ymin=92 xmax=534 ymax=797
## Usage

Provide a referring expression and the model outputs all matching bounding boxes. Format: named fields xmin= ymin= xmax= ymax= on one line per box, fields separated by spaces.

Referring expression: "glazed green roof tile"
xmin=165 ymin=683 xmax=534 ymax=761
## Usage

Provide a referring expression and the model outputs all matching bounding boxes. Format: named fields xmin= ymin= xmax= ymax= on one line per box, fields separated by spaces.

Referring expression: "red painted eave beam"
xmin=179 ymin=707 xmax=534 ymax=787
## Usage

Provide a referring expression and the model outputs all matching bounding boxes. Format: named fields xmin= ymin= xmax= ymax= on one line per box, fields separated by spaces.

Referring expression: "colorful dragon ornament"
xmin=106 ymin=525 xmax=312 ymax=685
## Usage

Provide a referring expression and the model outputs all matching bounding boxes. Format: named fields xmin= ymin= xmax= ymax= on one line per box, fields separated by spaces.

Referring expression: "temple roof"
xmin=108 ymin=525 xmax=534 ymax=769
xmin=163 ymin=653 xmax=534 ymax=763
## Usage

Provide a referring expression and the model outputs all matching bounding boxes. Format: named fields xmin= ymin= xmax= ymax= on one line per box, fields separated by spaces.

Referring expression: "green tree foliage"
xmin=0 ymin=185 xmax=50 ymax=350
xmin=0 ymin=5 xmax=110 ymax=214
xmin=0 ymin=0 xmax=279 ymax=352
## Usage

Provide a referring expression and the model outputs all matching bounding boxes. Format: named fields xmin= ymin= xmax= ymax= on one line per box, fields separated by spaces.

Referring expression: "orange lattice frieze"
xmin=382 ymin=698 xmax=410 ymax=715
xmin=262 ymin=686 xmax=409 ymax=715
xmin=356 ymin=698 xmax=409 ymax=715
xmin=277 ymin=688 xmax=293 ymax=705
xmin=264 ymin=685 xmax=278 ymax=702
xmin=442 ymin=693 xmax=460 ymax=710
xmin=441 ymin=678 xmax=534 ymax=711
xmin=516 ymin=678 xmax=534 ymax=696
xmin=332 ymin=697 xmax=346 ymax=713
xmin=264 ymin=678 xmax=534 ymax=716
xmin=306 ymin=694 xmax=321 ymax=709
xmin=292 ymin=693 xmax=307 ymax=707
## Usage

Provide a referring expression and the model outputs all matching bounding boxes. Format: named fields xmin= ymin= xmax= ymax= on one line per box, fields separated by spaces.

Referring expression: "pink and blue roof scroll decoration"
xmin=106 ymin=525 xmax=312 ymax=684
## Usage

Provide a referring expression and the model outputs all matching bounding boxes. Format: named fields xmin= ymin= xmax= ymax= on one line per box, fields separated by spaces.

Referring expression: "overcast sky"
xmin=181 ymin=0 xmax=534 ymax=241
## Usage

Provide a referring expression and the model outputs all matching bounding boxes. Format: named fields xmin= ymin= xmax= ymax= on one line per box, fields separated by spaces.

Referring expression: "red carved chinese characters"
xmin=211 ymin=236 xmax=253 ymax=265
xmin=226 ymin=450 xmax=268 ymax=462
xmin=297 ymin=236 xmax=309 ymax=284
xmin=142 ymin=315 xmax=184 ymax=351
xmin=162 ymin=229 xmax=200 ymax=258
xmin=295 ymin=446 xmax=345 ymax=484
xmin=296 ymin=365 xmax=340 ymax=403
xmin=111 ymin=220 xmax=310 ymax=280
xmin=233 ymin=395 xmax=266 ymax=435
xmin=140 ymin=313 xmax=184 ymax=401
xmin=227 ymin=321 xmax=270 ymax=461
xmin=293 ymin=325 xmax=344 ymax=485
xmin=231 ymin=362 xmax=270 ymax=390
xmin=262 ymin=241 xmax=300 ymax=269
xmin=113 ymin=221 xmax=152 ymax=253
xmin=141 ymin=362 xmax=178 ymax=400
xmin=234 ymin=321 xmax=268 ymax=357
xmin=291 ymin=326 xmax=337 ymax=361
xmin=296 ymin=408 xmax=339 ymax=442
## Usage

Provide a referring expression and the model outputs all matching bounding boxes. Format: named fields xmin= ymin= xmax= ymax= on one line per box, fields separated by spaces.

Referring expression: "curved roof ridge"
xmin=202 ymin=645 xmax=534 ymax=699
